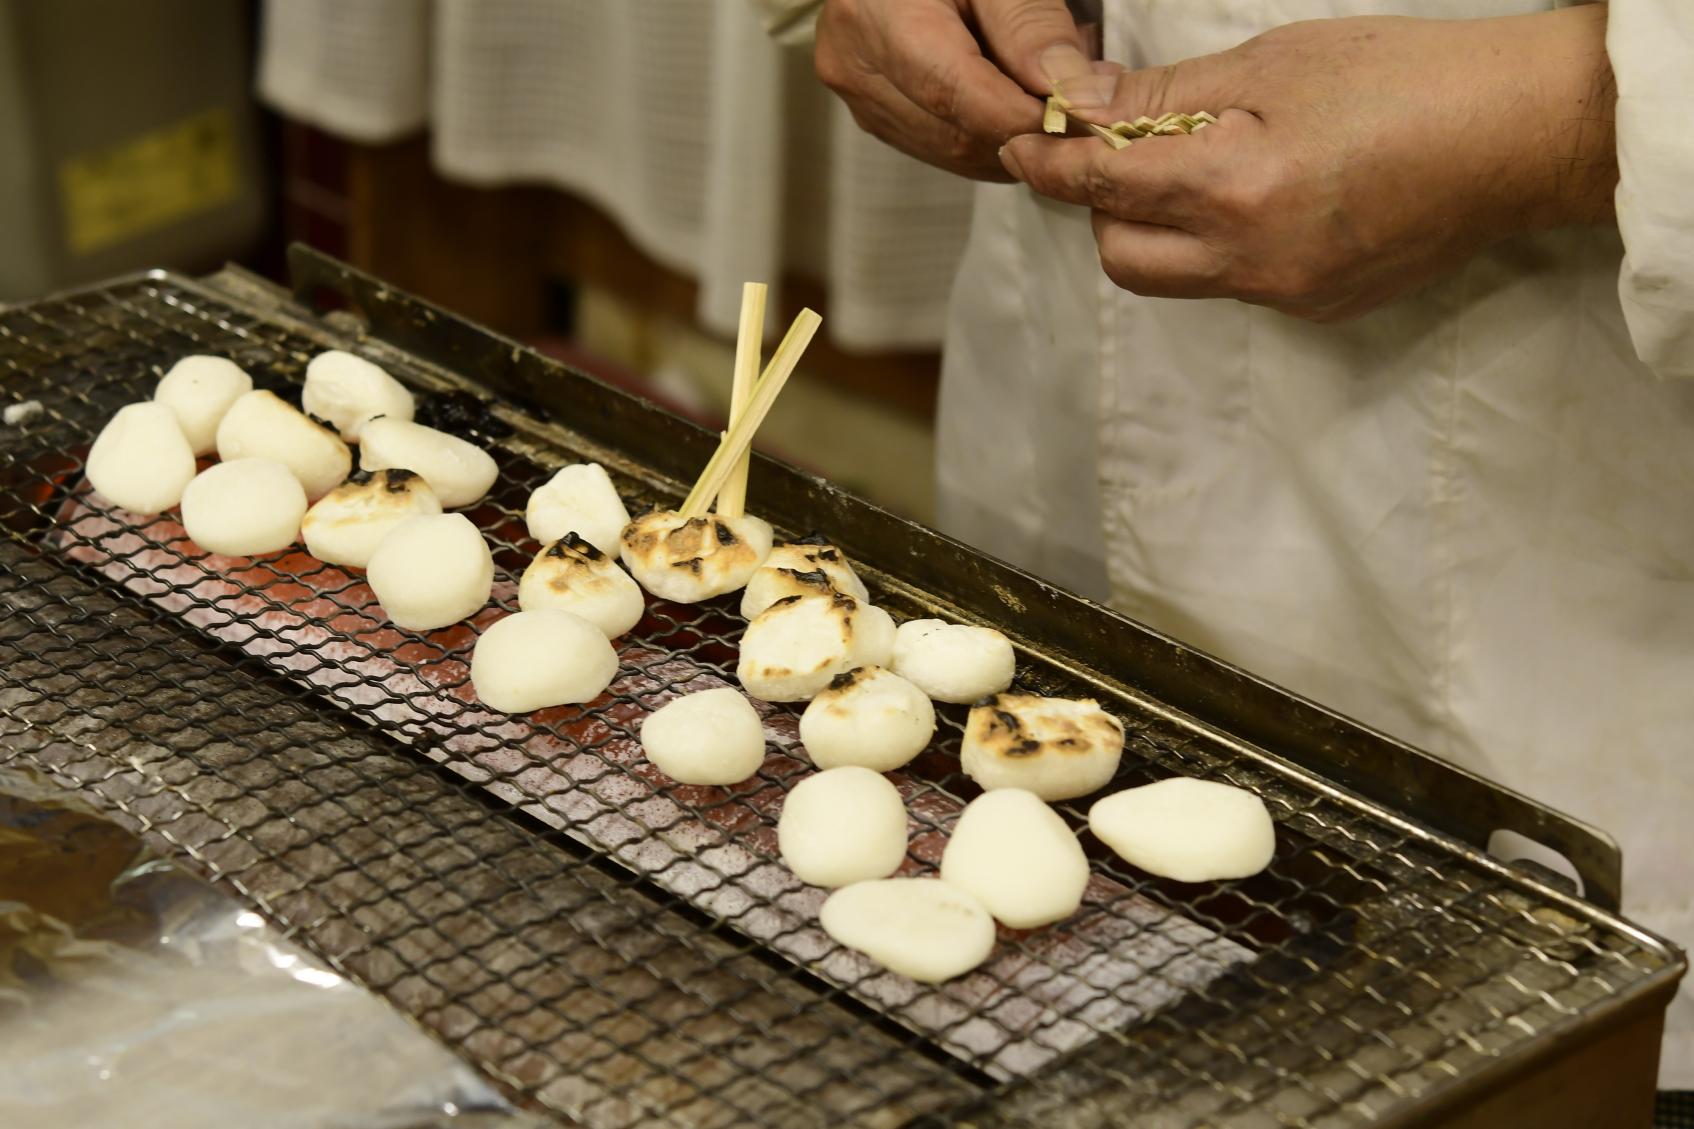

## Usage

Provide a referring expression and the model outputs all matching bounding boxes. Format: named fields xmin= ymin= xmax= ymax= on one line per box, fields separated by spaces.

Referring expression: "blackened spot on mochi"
xmin=672 ymin=557 xmax=704 ymax=575
xmin=815 ymin=548 xmax=841 ymax=563
xmin=826 ymin=667 xmax=867 ymax=692
xmin=768 ymin=595 xmax=806 ymax=611
xmin=382 ymin=468 xmax=420 ymax=492
xmin=414 ymin=389 xmax=513 ymax=439
xmin=1007 ymin=738 xmax=1044 ymax=757
xmin=991 ymin=707 xmax=1024 ymax=733
xmin=561 ymin=532 xmax=603 ymax=560
xmin=714 ymin=521 xmax=738 ymax=545
xmin=676 ymin=516 xmax=711 ymax=536
xmin=786 ymin=567 xmax=831 ymax=587
xmin=305 ymin=410 xmax=338 ymax=433
xmin=830 ymin=592 xmax=857 ymax=611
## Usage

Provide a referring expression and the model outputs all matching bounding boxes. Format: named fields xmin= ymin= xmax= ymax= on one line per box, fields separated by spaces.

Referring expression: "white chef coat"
xmin=936 ymin=0 xmax=1694 ymax=1087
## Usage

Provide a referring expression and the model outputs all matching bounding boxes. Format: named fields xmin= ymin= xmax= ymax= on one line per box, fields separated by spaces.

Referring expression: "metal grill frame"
xmin=0 ymin=248 xmax=1683 ymax=1128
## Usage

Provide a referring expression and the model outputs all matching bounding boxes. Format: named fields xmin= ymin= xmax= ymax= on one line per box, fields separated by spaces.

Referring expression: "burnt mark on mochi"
xmin=383 ymin=468 xmax=420 ymax=492
xmin=826 ymin=667 xmax=868 ymax=693
xmin=969 ymin=693 xmax=1120 ymax=762
xmin=621 ymin=518 xmax=658 ymax=553
xmin=991 ymin=708 xmax=1024 ymax=734
xmin=714 ymin=520 xmax=738 ymax=546
xmin=768 ymin=595 xmax=806 ymax=612
xmin=1038 ymin=716 xmax=1103 ymax=754
xmin=346 ymin=469 xmax=375 ymax=487
xmin=819 ymin=679 xmax=860 ymax=718
xmin=622 ymin=512 xmax=692 ymax=558
xmin=305 ymin=410 xmax=339 ymax=434
xmin=671 ymin=557 xmax=705 ymax=575
xmin=980 ymin=695 xmax=1041 ymax=757
xmin=560 ymin=532 xmax=603 ymax=560
xmin=775 ymin=567 xmax=836 ymax=599
xmin=661 ymin=516 xmax=713 ymax=557
xmin=833 ymin=592 xmax=858 ymax=635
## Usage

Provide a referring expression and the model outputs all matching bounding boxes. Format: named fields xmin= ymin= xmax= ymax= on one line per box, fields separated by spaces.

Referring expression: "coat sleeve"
xmin=744 ymin=0 xmax=823 ymax=47
xmin=1608 ymin=0 xmax=1694 ymax=379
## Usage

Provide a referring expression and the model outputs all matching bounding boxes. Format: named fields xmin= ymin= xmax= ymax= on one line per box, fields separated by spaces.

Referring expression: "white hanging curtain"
xmin=258 ymin=0 xmax=974 ymax=351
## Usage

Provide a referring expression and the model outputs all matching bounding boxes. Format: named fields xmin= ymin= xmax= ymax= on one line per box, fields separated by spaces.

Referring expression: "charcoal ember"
xmin=413 ymin=389 xmax=513 ymax=440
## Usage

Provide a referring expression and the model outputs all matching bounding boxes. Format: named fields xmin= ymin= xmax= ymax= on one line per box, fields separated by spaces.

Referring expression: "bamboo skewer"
xmin=1042 ymin=97 xmax=1068 ymax=134
xmin=1085 ymin=122 xmax=1132 ymax=150
xmin=716 ymin=281 xmax=766 ymax=519
xmin=678 ymin=307 xmax=821 ymax=520
xmin=1044 ymin=96 xmax=1216 ymax=149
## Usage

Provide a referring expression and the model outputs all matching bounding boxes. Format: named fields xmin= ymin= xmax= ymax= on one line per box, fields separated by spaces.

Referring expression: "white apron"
xmin=937 ymin=0 xmax=1694 ymax=1086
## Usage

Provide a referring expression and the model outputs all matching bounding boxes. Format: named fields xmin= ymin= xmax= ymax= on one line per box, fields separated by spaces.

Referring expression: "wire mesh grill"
xmin=0 ymin=273 xmax=1676 ymax=1128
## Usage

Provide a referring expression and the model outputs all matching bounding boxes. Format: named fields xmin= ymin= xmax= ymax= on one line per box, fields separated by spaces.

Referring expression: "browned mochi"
xmin=518 ymin=532 xmax=645 ymax=637
xmin=960 ymin=693 xmax=1125 ymax=801
xmin=618 ymin=509 xmax=773 ymax=602
xmin=798 ymin=664 xmax=934 ymax=771
xmin=301 ymin=468 xmax=442 ymax=568
xmin=740 ymin=540 xmax=869 ymax=618
xmin=746 ymin=566 xmax=835 ymax=609
xmin=737 ymin=592 xmax=896 ymax=702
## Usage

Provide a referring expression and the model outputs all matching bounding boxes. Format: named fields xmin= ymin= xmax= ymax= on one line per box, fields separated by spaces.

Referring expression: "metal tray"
xmin=0 ymin=247 xmax=1682 ymax=1128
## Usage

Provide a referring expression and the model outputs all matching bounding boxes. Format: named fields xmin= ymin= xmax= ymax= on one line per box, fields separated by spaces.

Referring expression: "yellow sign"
xmin=59 ymin=108 xmax=240 ymax=256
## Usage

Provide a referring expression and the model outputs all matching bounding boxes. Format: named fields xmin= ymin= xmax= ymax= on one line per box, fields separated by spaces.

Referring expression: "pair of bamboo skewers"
xmin=677 ymin=283 xmax=820 ymax=522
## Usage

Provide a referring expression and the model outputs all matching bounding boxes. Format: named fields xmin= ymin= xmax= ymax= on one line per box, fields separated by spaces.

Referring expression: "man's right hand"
xmin=814 ymin=0 xmax=1096 ymax=181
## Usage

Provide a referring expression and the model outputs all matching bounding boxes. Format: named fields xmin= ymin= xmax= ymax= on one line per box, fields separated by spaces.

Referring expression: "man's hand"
xmin=1000 ymin=8 xmax=1617 ymax=320
xmin=815 ymin=0 xmax=1097 ymax=180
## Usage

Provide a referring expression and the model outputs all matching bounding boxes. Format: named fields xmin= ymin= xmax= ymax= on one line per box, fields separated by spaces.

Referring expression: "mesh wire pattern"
xmin=0 ymin=274 xmax=1676 ymax=1128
